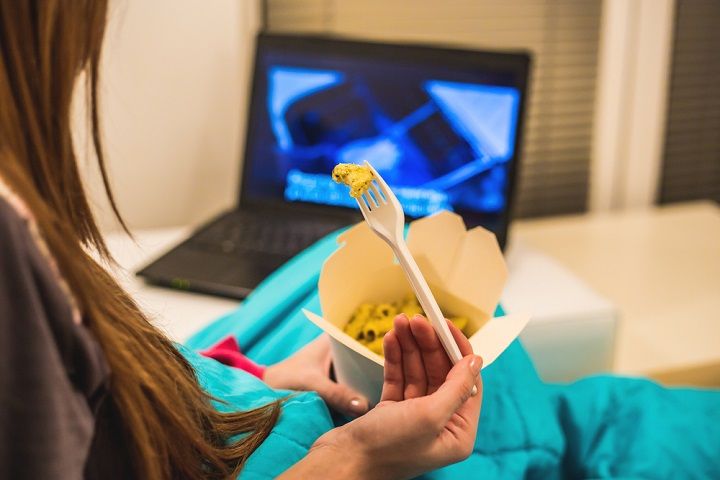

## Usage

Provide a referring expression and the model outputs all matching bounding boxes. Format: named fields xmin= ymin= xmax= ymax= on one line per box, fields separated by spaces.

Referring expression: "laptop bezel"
xmin=237 ymin=32 xmax=531 ymax=248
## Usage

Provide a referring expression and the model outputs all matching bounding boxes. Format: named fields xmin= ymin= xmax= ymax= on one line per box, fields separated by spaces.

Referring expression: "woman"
xmin=0 ymin=1 xmax=482 ymax=478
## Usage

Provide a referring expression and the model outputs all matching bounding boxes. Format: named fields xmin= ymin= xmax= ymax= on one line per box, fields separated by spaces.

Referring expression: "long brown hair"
xmin=0 ymin=1 xmax=279 ymax=478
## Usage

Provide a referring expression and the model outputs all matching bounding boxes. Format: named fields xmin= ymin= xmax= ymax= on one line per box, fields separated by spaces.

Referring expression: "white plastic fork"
xmin=355 ymin=161 xmax=466 ymax=368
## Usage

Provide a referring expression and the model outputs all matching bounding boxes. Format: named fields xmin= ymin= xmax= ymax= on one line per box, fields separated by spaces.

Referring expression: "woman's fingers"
xmin=393 ymin=314 xmax=428 ymax=399
xmin=449 ymin=357 xmax=483 ymax=444
xmin=447 ymin=321 xmax=473 ymax=357
xmin=409 ymin=316 xmax=475 ymax=394
xmin=381 ymin=314 xmax=478 ymax=402
xmin=424 ymin=354 xmax=483 ymax=429
xmin=312 ymin=373 xmax=370 ymax=417
xmin=408 ymin=316 xmax=452 ymax=394
xmin=380 ymin=329 xmax=404 ymax=402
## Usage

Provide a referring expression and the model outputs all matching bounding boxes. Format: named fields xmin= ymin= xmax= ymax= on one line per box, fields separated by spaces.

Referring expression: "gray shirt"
xmin=0 ymin=197 xmax=131 ymax=479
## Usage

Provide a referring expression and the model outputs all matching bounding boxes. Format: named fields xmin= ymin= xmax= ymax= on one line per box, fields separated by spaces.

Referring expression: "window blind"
xmin=660 ymin=0 xmax=720 ymax=205
xmin=264 ymin=0 xmax=603 ymax=217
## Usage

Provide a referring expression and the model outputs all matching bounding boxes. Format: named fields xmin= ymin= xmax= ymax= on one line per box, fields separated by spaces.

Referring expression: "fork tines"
xmin=359 ymin=180 xmax=387 ymax=211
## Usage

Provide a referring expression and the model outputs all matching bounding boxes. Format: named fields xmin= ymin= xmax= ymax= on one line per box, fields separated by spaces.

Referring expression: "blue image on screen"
xmin=249 ymin=62 xmax=521 ymax=218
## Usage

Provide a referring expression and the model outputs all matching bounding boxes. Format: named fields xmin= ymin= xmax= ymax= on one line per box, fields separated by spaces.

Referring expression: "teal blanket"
xmin=186 ymin=231 xmax=720 ymax=479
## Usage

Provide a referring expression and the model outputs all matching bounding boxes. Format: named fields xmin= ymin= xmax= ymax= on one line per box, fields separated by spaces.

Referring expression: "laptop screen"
xmin=242 ymin=35 xmax=529 ymax=241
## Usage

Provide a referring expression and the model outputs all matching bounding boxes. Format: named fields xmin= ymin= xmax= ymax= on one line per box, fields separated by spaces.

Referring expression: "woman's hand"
xmin=281 ymin=314 xmax=482 ymax=480
xmin=264 ymin=334 xmax=370 ymax=417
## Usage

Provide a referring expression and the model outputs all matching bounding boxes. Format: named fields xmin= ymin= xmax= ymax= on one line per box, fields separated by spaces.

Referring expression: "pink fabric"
xmin=199 ymin=336 xmax=266 ymax=379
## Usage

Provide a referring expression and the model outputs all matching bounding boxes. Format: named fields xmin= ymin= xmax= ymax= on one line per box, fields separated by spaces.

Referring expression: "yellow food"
xmin=450 ymin=316 xmax=468 ymax=332
xmin=366 ymin=337 xmax=385 ymax=356
xmin=398 ymin=295 xmax=423 ymax=318
xmin=331 ymin=163 xmax=374 ymax=198
xmin=363 ymin=318 xmax=394 ymax=343
xmin=344 ymin=314 xmax=367 ymax=341
xmin=343 ymin=295 xmax=472 ymax=357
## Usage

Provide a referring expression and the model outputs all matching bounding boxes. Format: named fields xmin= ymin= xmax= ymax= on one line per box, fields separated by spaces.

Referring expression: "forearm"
xmin=278 ymin=439 xmax=367 ymax=480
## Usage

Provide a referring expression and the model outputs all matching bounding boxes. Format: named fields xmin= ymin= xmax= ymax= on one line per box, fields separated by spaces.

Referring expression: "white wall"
xmin=590 ymin=0 xmax=676 ymax=212
xmin=81 ymin=0 xmax=260 ymax=231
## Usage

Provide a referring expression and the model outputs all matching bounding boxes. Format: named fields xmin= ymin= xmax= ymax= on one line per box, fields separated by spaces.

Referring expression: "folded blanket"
xmin=186 ymin=231 xmax=720 ymax=479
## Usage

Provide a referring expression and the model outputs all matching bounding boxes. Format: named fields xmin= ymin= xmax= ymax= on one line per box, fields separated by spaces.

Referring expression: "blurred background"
xmin=90 ymin=0 xmax=719 ymax=386
xmin=86 ymin=0 xmax=718 ymax=230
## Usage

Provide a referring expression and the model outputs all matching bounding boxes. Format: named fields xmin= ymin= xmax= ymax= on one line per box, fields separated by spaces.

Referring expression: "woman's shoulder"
xmin=0 ymin=177 xmax=44 ymax=272
xmin=0 ymin=175 xmax=34 ymax=245
xmin=0 ymin=174 xmax=82 ymax=323
xmin=0 ymin=175 xmax=113 ymax=478
xmin=0 ymin=172 xmax=51 ymax=263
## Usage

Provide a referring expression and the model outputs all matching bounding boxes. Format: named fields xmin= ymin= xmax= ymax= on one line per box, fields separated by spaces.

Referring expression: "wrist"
xmin=309 ymin=427 xmax=411 ymax=480
xmin=315 ymin=427 xmax=374 ymax=479
xmin=280 ymin=428 xmax=371 ymax=480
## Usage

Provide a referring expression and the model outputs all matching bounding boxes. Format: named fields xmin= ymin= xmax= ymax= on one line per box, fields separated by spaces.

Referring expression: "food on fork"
xmin=331 ymin=163 xmax=374 ymax=198
xmin=343 ymin=295 xmax=471 ymax=356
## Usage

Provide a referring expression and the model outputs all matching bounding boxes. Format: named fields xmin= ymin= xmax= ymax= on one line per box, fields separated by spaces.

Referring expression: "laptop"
xmin=137 ymin=33 xmax=530 ymax=299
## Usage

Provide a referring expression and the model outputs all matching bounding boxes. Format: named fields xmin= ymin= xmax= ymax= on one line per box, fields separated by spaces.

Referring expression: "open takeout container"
xmin=303 ymin=210 xmax=530 ymax=404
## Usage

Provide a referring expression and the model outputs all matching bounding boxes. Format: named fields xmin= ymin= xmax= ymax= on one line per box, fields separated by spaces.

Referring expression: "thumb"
xmin=430 ymin=355 xmax=482 ymax=420
xmin=313 ymin=375 xmax=369 ymax=417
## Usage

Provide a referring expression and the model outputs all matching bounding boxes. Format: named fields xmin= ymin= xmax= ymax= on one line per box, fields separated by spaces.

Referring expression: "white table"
xmin=510 ymin=201 xmax=720 ymax=386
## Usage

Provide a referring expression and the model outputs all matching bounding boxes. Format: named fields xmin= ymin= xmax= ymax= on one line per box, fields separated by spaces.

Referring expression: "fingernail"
xmin=349 ymin=398 xmax=368 ymax=415
xmin=469 ymin=355 xmax=483 ymax=376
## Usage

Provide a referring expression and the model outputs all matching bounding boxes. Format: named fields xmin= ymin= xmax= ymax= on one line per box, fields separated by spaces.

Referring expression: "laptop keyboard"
xmin=188 ymin=211 xmax=345 ymax=257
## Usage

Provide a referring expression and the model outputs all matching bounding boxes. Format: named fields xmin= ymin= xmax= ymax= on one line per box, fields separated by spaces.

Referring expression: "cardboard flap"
xmin=319 ymin=222 xmax=397 ymax=326
xmin=406 ymin=211 xmax=467 ymax=287
xmin=468 ymin=313 xmax=531 ymax=368
xmin=303 ymin=309 xmax=384 ymax=365
xmin=334 ymin=221 xmax=385 ymax=251
xmin=448 ymin=227 xmax=508 ymax=317
xmin=407 ymin=210 xmax=507 ymax=319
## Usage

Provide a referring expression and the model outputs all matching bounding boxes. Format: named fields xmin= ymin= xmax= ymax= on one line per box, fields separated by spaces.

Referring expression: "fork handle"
xmin=393 ymin=241 xmax=464 ymax=365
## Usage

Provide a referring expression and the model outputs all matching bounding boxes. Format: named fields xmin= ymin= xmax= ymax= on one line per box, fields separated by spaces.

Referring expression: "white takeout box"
xmin=303 ymin=210 xmax=530 ymax=404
